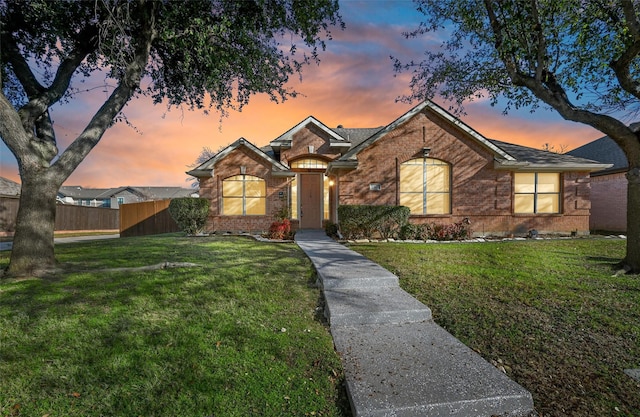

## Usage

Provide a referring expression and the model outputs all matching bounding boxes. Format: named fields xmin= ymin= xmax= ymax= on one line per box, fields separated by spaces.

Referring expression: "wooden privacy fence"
xmin=119 ymin=200 xmax=180 ymax=238
xmin=0 ymin=195 xmax=119 ymax=235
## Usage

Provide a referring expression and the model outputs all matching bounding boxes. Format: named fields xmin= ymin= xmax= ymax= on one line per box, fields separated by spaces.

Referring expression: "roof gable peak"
xmin=270 ymin=116 xmax=349 ymax=150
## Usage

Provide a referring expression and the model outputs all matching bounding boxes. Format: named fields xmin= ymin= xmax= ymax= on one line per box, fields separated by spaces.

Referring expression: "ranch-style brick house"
xmin=187 ymin=100 xmax=610 ymax=236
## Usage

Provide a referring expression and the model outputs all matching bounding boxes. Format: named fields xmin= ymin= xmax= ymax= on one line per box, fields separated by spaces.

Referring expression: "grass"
xmin=0 ymin=235 xmax=350 ymax=417
xmin=351 ymin=237 xmax=640 ymax=417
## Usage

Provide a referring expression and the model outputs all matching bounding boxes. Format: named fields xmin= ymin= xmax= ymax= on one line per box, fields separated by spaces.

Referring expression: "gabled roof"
xmin=336 ymin=100 xmax=516 ymax=163
xmin=490 ymin=140 xmax=612 ymax=172
xmin=328 ymin=100 xmax=610 ymax=173
xmin=187 ymin=137 xmax=290 ymax=177
xmin=270 ymin=116 xmax=351 ymax=150
xmin=567 ymin=136 xmax=629 ymax=175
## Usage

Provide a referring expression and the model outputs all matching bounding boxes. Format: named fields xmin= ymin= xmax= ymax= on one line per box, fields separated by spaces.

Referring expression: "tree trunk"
xmin=6 ymin=174 xmax=60 ymax=277
xmin=625 ymin=166 xmax=640 ymax=272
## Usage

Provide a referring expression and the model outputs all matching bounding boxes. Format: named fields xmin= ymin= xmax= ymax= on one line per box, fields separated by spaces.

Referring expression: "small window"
xmin=400 ymin=158 xmax=451 ymax=215
xmin=222 ymin=175 xmax=266 ymax=215
xmin=514 ymin=172 xmax=560 ymax=213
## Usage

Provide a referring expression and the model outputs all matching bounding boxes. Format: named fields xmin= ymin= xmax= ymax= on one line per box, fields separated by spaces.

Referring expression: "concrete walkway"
xmin=295 ymin=229 xmax=535 ymax=417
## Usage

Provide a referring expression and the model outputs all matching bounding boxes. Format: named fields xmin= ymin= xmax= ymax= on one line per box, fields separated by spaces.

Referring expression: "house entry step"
xmin=332 ymin=321 xmax=535 ymax=417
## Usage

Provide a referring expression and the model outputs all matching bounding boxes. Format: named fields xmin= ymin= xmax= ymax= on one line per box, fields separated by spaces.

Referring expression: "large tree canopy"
xmin=397 ymin=0 xmax=640 ymax=271
xmin=0 ymin=0 xmax=341 ymax=276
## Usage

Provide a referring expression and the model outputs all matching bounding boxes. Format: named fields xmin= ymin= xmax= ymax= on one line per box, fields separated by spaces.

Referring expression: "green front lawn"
xmin=352 ymin=238 xmax=640 ymax=417
xmin=0 ymin=235 xmax=349 ymax=417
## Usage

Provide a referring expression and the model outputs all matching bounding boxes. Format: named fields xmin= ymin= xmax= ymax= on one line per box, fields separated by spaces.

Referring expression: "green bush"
xmin=168 ymin=198 xmax=210 ymax=235
xmin=338 ymin=205 xmax=410 ymax=239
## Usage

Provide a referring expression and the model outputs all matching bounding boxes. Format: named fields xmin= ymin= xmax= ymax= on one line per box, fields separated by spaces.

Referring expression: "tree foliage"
xmin=0 ymin=0 xmax=342 ymax=276
xmin=397 ymin=0 xmax=640 ymax=271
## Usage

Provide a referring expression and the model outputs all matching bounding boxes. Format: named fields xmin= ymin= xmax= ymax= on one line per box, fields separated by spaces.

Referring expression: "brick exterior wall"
xmin=199 ymin=146 xmax=292 ymax=234
xmin=589 ymin=172 xmax=627 ymax=232
xmin=337 ymin=109 xmax=592 ymax=236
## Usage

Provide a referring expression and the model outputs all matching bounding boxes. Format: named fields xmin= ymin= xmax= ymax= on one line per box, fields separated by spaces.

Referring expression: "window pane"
xmin=514 ymin=173 xmax=536 ymax=193
xmin=427 ymin=193 xmax=449 ymax=214
xmin=290 ymin=177 xmax=298 ymax=219
xmin=427 ymin=158 xmax=447 ymax=166
xmin=514 ymin=194 xmax=534 ymax=213
xmin=537 ymin=173 xmax=560 ymax=193
xmin=400 ymin=164 xmax=423 ymax=192
xmin=245 ymin=197 xmax=266 ymax=215
xmin=244 ymin=179 xmax=265 ymax=197
xmin=223 ymin=179 xmax=243 ymax=197
xmin=324 ymin=175 xmax=330 ymax=220
xmin=537 ymin=194 xmax=559 ymax=213
xmin=427 ymin=165 xmax=450 ymax=192
xmin=223 ymin=197 xmax=243 ymax=215
xmin=400 ymin=193 xmax=424 ymax=214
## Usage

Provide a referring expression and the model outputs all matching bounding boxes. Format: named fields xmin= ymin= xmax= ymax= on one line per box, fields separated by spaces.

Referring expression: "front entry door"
xmin=299 ymin=173 xmax=323 ymax=229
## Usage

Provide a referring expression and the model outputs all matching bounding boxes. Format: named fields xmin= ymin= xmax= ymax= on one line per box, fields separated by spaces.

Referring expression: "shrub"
xmin=268 ymin=218 xmax=292 ymax=240
xmin=168 ymin=198 xmax=210 ymax=235
xmin=338 ymin=205 xmax=410 ymax=239
xmin=398 ymin=219 xmax=472 ymax=241
xmin=324 ymin=221 xmax=339 ymax=238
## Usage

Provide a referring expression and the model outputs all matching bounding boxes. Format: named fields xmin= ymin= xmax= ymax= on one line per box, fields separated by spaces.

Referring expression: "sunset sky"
xmin=0 ymin=1 xmax=605 ymax=189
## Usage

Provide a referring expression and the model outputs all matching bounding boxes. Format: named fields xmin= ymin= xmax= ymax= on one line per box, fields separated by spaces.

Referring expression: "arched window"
xmin=222 ymin=175 xmax=266 ymax=215
xmin=400 ymin=158 xmax=451 ymax=215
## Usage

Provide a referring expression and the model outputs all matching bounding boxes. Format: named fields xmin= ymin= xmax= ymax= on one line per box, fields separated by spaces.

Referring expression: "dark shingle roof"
xmin=332 ymin=127 xmax=384 ymax=148
xmin=490 ymin=140 xmax=604 ymax=166
xmin=567 ymin=136 xmax=628 ymax=174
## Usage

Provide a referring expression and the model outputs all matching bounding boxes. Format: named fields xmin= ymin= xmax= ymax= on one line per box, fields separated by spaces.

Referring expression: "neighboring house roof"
xmin=0 ymin=176 xmax=21 ymax=196
xmin=187 ymin=137 xmax=292 ymax=177
xmin=567 ymin=136 xmax=629 ymax=175
xmin=134 ymin=187 xmax=196 ymax=199
xmin=58 ymin=186 xmax=195 ymax=200
xmin=270 ymin=116 xmax=352 ymax=151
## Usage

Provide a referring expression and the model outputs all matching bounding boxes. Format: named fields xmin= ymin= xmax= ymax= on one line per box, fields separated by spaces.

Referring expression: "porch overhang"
xmin=271 ymin=170 xmax=296 ymax=177
xmin=327 ymin=160 xmax=358 ymax=176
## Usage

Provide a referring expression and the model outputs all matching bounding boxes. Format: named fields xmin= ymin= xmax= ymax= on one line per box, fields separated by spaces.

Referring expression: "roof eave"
xmin=327 ymin=160 xmax=358 ymax=175
xmin=494 ymin=160 xmax=613 ymax=172
xmin=186 ymin=169 xmax=213 ymax=177
xmin=271 ymin=170 xmax=296 ymax=178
